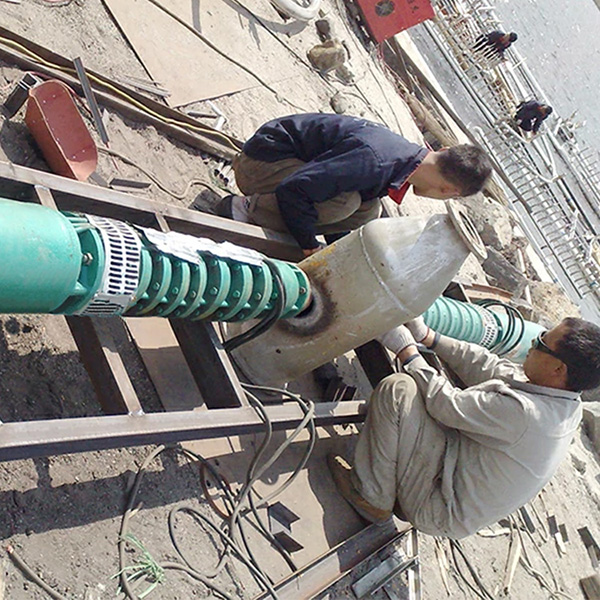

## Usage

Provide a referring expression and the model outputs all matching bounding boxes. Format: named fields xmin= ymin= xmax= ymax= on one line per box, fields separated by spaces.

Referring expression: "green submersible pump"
xmin=0 ymin=198 xmax=543 ymax=372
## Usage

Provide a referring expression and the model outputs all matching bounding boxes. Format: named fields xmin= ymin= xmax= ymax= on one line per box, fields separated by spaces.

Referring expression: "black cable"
xmin=118 ymin=380 xmax=316 ymax=599
xmin=226 ymin=388 xmax=314 ymax=573
xmin=478 ymin=300 xmax=525 ymax=356
xmin=168 ymin=505 xmax=279 ymax=597
xmin=223 ymin=259 xmax=287 ymax=352
xmin=449 ymin=540 xmax=496 ymax=600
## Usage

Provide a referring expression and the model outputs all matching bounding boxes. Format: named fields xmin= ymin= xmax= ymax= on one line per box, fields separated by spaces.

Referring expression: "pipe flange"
xmin=447 ymin=200 xmax=488 ymax=262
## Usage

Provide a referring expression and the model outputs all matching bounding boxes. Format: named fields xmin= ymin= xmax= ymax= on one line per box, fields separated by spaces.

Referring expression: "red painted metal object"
xmin=353 ymin=0 xmax=434 ymax=42
xmin=24 ymin=79 xmax=98 ymax=181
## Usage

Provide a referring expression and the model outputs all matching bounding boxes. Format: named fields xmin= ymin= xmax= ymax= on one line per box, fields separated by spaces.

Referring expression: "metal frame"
xmin=0 ymin=401 xmax=365 ymax=462
xmin=0 ymin=162 xmax=369 ymax=461
xmin=254 ymin=520 xmax=413 ymax=599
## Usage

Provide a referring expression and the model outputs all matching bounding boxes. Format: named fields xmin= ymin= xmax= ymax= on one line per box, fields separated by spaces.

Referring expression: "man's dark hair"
xmin=437 ymin=145 xmax=493 ymax=196
xmin=545 ymin=105 xmax=553 ymax=115
xmin=555 ymin=317 xmax=600 ymax=391
xmin=509 ymin=32 xmax=518 ymax=43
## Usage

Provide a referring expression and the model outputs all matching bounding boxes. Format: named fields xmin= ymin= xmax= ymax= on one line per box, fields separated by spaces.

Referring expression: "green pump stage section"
xmin=0 ymin=199 xmax=310 ymax=322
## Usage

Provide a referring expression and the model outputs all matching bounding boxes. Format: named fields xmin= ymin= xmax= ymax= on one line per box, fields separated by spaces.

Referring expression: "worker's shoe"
xmin=327 ymin=453 xmax=392 ymax=524
xmin=215 ymin=194 xmax=250 ymax=223
xmin=215 ymin=194 xmax=234 ymax=218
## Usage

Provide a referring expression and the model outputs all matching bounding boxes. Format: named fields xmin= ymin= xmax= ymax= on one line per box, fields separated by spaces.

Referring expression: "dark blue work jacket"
xmin=242 ymin=113 xmax=428 ymax=249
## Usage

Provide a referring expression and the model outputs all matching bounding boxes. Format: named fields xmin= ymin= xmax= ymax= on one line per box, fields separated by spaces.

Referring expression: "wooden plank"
xmin=126 ymin=317 xmax=204 ymax=412
xmin=102 ymin=0 xmax=301 ymax=107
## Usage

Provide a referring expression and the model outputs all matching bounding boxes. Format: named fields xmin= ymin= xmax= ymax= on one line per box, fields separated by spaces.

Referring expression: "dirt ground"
xmin=0 ymin=0 xmax=599 ymax=599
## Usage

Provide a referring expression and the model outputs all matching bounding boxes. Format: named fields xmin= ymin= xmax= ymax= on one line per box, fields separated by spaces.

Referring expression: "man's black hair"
xmin=437 ymin=145 xmax=493 ymax=196
xmin=545 ymin=105 xmax=554 ymax=115
xmin=509 ymin=32 xmax=518 ymax=43
xmin=556 ymin=317 xmax=600 ymax=391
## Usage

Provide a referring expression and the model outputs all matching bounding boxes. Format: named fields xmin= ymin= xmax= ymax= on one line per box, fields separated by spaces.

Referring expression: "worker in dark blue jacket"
xmin=217 ymin=114 xmax=492 ymax=256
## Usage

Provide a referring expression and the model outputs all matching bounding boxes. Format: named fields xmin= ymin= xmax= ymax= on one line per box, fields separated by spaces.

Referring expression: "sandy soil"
xmin=0 ymin=1 xmax=598 ymax=599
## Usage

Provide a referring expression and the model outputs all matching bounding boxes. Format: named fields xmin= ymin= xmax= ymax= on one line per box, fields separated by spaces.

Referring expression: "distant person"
xmin=514 ymin=100 xmax=553 ymax=134
xmin=216 ymin=113 xmax=492 ymax=256
xmin=473 ymin=30 xmax=518 ymax=60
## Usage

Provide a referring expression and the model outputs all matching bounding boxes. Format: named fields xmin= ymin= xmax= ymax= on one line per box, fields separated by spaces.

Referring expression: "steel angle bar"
xmin=0 ymin=401 xmax=366 ymax=462
xmin=351 ymin=550 xmax=417 ymax=598
xmin=254 ymin=520 xmax=413 ymax=600
xmin=73 ymin=56 xmax=109 ymax=144
xmin=407 ymin=528 xmax=421 ymax=600
xmin=0 ymin=161 xmax=301 ymax=261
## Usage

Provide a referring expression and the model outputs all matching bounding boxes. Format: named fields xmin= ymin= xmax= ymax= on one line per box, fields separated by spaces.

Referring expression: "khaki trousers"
xmin=352 ymin=374 xmax=450 ymax=535
xmin=233 ymin=152 xmax=381 ymax=235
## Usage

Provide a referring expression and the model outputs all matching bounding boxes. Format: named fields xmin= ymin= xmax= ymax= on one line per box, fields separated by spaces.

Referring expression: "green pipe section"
xmin=0 ymin=198 xmax=545 ymax=360
xmin=0 ymin=198 xmax=310 ymax=323
xmin=423 ymin=295 xmax=545 ymax=363
xmin=0 ymin=199 xmax=95 ymax=313
xmin=423 ymin=296 xmax=488 ymax=345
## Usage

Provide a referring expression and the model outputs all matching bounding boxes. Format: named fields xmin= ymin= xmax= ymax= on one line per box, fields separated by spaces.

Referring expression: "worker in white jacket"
xmin=328 ymin=317 xmax=600 ymax=538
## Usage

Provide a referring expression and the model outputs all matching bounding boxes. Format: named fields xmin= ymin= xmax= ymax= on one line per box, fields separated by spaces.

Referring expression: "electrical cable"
xmin=122 ymin=446 xmax=272 ymax=599
xmin=0 ymin=35 xmax=241 ymax=152
xmin=168 ymin=504 xmax=279 ymax=598
xmin=222 ymin=258 xmax=288 ymax=352
xmin=478 ymin=299 xmax=526 ymax=357
xmin=6 ymin=545 xmax=69 ymax=600
xmin=224 ymin=388 xmax=315 ymax=575
xmin=243 ymin=389 xmax=315 ymax=507
xmin=448 ymin=539 xmax=495 ymax=600
xmin=97 ymin=145 xmax=222 ymax=198
xmin=117 ymin=380 xmax=316 ymax=599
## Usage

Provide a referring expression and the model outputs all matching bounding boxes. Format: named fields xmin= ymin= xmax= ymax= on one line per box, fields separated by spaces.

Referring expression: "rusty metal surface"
xmin=67 ymin=317 xmax=143 ymax=416
xmin=170 ymin=321 xmax=247 ymax=408
xmin=0 ymin=161 xmax=301 ymax=261
xmin=354 ymin=340 xmax=395 ymax=389
xmin=34 ymin=182 xmax=144 ymax=416
xmin=0 ymin=401 xmax=366 ymax=461
xmin=254 ymin=520 xmax=412 ymax=600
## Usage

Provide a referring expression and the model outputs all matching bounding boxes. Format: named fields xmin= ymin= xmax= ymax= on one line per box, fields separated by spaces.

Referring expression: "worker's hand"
xmin=302 ymin=244 xmax=325 ymax=258
xmin=302 ymin=247 xmax=320 ymax=257
xmin=404 ymin=316 xmax=429 ymax=343
xmin=377 ymin=325 xmax=417 ymax=356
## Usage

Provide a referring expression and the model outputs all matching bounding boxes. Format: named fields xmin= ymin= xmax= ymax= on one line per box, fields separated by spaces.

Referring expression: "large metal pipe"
xmin=230 ymin=202 xmax=488 ymax=385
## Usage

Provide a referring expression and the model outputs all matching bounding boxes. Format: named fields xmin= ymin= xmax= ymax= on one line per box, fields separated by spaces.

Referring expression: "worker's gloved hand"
xmin=404 ymin=316 xmax=429 ymax=343
xmin=377 ymin=325 xmax=416 ymax=356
